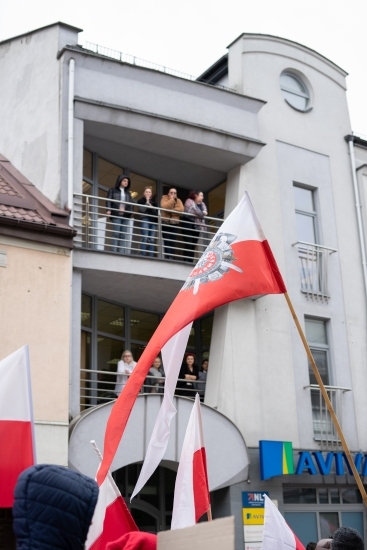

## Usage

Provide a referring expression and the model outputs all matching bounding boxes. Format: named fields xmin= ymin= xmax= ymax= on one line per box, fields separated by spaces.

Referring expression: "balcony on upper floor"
xmin=304 ymin=384 xmax=351 ymax=451
xmin=73 ymin=194 xmax=222 ymax=264
xmin=293 ymin=241 xmax=337 ymax=303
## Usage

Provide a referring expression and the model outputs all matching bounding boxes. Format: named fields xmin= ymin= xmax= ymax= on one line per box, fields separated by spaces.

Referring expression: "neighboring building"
xmin=1 ymin=22 xmax=367 ymax=549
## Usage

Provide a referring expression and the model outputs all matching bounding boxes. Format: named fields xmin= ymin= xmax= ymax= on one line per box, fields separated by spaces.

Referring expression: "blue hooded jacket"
xmin=13 ymin=464 xmax=99 ymax=550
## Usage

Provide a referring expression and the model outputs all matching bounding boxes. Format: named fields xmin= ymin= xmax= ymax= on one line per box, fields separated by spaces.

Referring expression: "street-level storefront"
xmin=242 ymin=442 xmax=366 ymax=548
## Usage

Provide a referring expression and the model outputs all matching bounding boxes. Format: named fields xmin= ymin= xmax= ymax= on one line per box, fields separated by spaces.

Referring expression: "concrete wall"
xmin=0 ymin=235 xmax=71 ymax=464
xmin=207 ymin=34 xmax=366 ymax=452
xmin=0 ymin=24 xmax=79 ymax=205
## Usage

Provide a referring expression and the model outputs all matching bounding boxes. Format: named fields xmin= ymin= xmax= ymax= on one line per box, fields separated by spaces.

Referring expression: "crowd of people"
xmin=113 ymin=350 xmax=208 ymax=400
xmin=105 ymin=174 xmax=209 ymax=261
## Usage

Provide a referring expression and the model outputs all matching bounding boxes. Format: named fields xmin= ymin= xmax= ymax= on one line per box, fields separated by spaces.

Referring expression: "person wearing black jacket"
xmin=106 ymin=174 xmax=134 ymax=253
xmin=137 ymin=186 xmax=157 ymax=257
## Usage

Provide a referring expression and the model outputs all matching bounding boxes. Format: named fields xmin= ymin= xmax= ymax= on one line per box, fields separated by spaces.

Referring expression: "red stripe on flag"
xmin=294 ymin=533 xmax=306 ymax=550
xmin=97 ymin=239 xmax=286 ymax=485
xmin=0 ymin=420 xmax=34 ymax=507
xmin=89 ymin=496 xmax=138 ymax=550
xmin=193 ymin=447 xmax=210 ymax=522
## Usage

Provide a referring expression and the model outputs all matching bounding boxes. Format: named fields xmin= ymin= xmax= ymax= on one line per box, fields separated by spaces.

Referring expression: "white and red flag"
xmin=0 ymin=345 xmax=35 ymax=507
xmin=262 ymin=495 xmax=305 ymax=550
xmin=86 ymin=442 xmax=138 ymax=550
xmin=97 ymin=192 xmax=286 ymax=485
xmin=171 ymin=394 xmax=210 ymax=529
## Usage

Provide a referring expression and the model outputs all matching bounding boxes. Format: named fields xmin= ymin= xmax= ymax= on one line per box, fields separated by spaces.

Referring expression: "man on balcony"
xmin=106 ymin=174 xmax=134 ymax=254
xmin=160 ymin=188 xmax=184 ymax=259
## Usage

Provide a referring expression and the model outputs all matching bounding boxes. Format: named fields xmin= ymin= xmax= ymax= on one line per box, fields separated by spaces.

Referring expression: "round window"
xmin=280 ymin=71 xmax=310 ymax=111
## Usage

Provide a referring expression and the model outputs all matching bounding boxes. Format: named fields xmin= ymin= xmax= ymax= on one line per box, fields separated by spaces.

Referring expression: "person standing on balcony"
xmin=183 ymin=190 xmax=208 ymax=263
xmin=137 ymin=186 xmax=157 ymax=257
xmin=160 ymin=188 xmax=184 ymax=259
xmin=115 ymin=350 xmax=137 ymax=396
xmin=195 ymin=358 xmax=208 ymax=401
xmin=177 ymin=353 xmax=199 ymax=398
xmin=106 ymin=174 xmax=134 ymax=254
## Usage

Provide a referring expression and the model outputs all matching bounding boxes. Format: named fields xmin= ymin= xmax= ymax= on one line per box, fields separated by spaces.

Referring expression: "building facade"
xmin=1 ymin=23 xmax=367 ymax=549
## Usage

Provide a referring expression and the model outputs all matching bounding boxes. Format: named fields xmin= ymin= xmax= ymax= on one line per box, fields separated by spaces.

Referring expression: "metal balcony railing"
xmin=293 ymin=242 xmax=337 ymax=303
xmin=304 ymin=384 xmax=351 ymax=450
xmin=73 ymin=193 xmax=222 ymax=263
xmin=80 ymin=370 xmax=206 ymax=410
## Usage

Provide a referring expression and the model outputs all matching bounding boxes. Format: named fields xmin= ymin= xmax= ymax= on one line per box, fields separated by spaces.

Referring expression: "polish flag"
xmin=97 ymin=192 xmax=286 ymax=485
xmin=262 ymin=495 xmax=305 ymax=550
xmin=86 ymin=443 xmax=138 ymax=550
xmin=0 ymin=346 xmax=35 ymax=507
xmin=171 ymin=394 xmax=210 ymax=529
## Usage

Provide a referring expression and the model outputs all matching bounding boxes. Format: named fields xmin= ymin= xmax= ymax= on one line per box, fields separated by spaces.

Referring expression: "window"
xmin=305 ymin=318 xmax=333 ymax=438
xmin=280 ymin=71 xmax=310 ymax=111
xmin=284 ymin=487 xmax=365 ymax=546
xmin=294 ymin=186 xmax=317 ymax=244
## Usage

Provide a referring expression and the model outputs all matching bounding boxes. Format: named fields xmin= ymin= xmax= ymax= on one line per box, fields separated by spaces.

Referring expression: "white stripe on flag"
xmin=131 ymin=323 xmax=192 ymax=500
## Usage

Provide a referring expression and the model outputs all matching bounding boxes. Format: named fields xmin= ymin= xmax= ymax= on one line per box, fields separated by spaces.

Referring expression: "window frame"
xmin=280 ymin=71 xmax=312 ymax=112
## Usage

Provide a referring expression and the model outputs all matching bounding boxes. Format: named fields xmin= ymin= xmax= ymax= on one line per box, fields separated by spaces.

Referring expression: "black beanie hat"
xmin=332 ymin=527 xmax=364 ymax=550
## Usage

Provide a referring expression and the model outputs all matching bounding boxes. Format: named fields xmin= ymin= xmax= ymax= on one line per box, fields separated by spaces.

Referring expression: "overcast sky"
xmin=1 ymin=0 xmax=366 ymax=134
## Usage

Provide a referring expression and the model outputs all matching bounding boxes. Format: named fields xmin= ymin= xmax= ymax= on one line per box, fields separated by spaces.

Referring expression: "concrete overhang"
xmin=69 ymin=395 xmax=249 ymax=491
xmin=73 ymin=249 xmax=189 ymax=312
xmin=76 ymin=100 xmax=265 ymax=190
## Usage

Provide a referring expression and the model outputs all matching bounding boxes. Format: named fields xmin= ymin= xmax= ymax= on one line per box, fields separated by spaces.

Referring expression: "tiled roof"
xmin=0 ymin=154 xmax=75 ymax=247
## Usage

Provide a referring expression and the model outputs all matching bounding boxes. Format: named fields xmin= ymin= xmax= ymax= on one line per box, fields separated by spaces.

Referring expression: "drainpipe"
xmin=68 ymin=58 xmax=75 ymax=223
xmin=346 ymin=135 xmax=367 ymax=300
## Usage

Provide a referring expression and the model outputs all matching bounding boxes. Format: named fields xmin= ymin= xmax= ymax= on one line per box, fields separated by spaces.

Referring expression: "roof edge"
xmin=0 ymin=22 xmax=83 ymax=46
xmin=226 ymin=33 xmax=347 ymax=76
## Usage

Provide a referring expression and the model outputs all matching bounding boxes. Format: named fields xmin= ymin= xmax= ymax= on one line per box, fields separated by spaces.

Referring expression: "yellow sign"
xmin=243 ymin=508 xmax=265 ymax=525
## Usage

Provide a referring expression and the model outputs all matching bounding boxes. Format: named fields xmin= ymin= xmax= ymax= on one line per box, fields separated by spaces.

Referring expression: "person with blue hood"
xmin=106 ymin=174 xmax=134 ymax=254
xmin=13 ymin=464 xmax=99 ymax=550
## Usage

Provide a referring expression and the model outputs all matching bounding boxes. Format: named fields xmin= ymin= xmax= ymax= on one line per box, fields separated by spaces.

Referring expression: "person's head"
xmin=306 ymin=543 xmax=317 ymax=550
xmin=332 ymin=527 xmax=364 ymax=550
xmin=143 ymin=186 xmax=153 ymax=200
xmin=187 ymin=190 xmax=204 ymax=204
xmin=201 ymin=359 xmax=209 ymax=371
xmin=168 ymin=188 xmax=177 ymax=198
xmin=122 ymin=350 xmax=134 ymax=364
xmin=13 ymin=464 xmax=98 ymax=550
xmin=185 ymin=353 xmax=195 ymax=366
xmin=115 ymin=174 xmax=131 ymax=189
xmin=153 ymin=356 xmax=161 ymax=369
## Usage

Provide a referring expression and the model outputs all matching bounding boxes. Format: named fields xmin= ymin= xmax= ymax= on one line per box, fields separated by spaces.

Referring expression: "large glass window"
xmin=208 ymin=181 xmax=226 ymax=218
xmin=83 ymin=149 xmax=93 ymax=180
xmin=98 ymin=157 xmax=124 ymax=190
xmin=284 ymin=487 xmax=365 ymax=546
xmin=80 ymin=295 xmax=213 ymax=410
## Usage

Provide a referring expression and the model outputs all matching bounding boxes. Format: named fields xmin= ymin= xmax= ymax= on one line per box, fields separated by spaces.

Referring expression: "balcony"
xmin=73 ymin=194 xmax=222 ymax=263
xmin=304 ymin=384 xmax=351 ymax=450
xmin=80 ymin=369 xmax=207 ymax=411
xmin=293 ymin=242 xmax=337 ymax=303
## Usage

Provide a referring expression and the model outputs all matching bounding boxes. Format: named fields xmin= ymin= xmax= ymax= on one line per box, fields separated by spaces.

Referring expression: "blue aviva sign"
xmin=260 ymin=440 xmax=367 ymax=481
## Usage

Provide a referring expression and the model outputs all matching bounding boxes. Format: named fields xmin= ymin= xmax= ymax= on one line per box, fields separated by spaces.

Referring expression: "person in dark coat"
xmin=13 ymin=464 xmax=99 ymax=550
xmin=106 ymin=174 xmax=134 ymax=254
xmin=178 ymin=353 xmax=199 ymax=398
xmin=137 ymin=186 xmax=157 ymax=257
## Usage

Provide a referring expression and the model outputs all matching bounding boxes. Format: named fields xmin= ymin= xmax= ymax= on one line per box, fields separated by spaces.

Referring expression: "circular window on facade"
xmin=280 ymin=71 xmax=311 ymax=112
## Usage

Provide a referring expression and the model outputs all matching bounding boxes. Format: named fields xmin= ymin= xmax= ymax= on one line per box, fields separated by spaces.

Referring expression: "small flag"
xmin=86 ymin=442 xmax=138 ymax=550
xmin=262 ymin=494 xmax=305 ymax=550
xmin=0 ymin=346 xmax=35 ymax=507
xmin=171 ymin=394 xmax=210 ymax=529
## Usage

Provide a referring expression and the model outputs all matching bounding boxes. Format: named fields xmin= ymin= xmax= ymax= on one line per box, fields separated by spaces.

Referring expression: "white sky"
xmin=1 ymin=0 xmax=367 ymax=135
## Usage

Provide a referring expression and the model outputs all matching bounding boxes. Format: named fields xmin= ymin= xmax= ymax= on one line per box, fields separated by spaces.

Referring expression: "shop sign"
xmin=260 ymin=440 xmax=367 ymax=480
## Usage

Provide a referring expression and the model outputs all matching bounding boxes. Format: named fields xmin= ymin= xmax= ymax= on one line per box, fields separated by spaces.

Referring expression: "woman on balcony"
xmin=115 ymin=350 xmax=137 ymax=396
xmin=106 ymin=174 xmax=134 ymax=254
xmin=137 ymin=186 xmax=157 ymax=257
xmin=177 ymin=353 xmax=199 ymax=399
xmin=160 ymin=188 xmax=184 ymax=260
xmin=183 ymin=190 xmax=208 ymax=263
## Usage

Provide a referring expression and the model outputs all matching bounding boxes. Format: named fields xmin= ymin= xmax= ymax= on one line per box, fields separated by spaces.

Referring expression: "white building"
xmin=1 ymin=22 xmax=367 ymax=549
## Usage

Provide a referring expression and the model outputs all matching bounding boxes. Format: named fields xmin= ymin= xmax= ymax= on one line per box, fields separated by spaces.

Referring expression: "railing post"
xmin=85 ymin=196 xmax=90 ymax=248
xmin=157 ymin=211 xmax=163 ymax=259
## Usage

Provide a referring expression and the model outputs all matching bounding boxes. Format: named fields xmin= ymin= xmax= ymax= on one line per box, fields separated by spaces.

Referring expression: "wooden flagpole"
xmin=207 ymin=507 xmax=213 ymax=521
xmin=284 ymin=292 xmax=367 ymax=508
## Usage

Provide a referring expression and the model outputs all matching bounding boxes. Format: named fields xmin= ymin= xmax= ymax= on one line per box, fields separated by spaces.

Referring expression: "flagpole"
xmin=207 ymin=507 xmax=212 ymax=521
xmin=284 ymin=292 xmax=367 ymax=508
